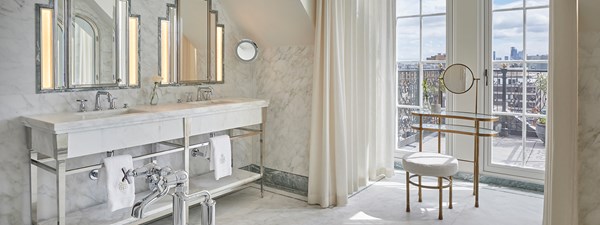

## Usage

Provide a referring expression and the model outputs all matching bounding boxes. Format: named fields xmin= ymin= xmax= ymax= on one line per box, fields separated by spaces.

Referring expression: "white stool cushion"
xmin=402 ymin=152 xmax=459 ymax=177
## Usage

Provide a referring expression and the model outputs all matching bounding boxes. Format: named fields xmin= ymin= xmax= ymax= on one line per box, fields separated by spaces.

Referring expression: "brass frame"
xmin=411 ymin=70 xmax=499 ymax=208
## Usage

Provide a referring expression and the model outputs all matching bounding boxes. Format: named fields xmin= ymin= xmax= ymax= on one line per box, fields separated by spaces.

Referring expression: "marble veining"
xmin=578 ymin=29 xmax=600 ymax=225
xmin=256 ymin=46 xmax=314 ymax=177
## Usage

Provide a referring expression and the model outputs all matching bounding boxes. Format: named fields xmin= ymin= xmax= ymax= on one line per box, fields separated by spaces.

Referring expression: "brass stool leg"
xmin=449 ymin=176 xmax=453 ymax=209
xmin=418 ymin=175 xmax=422 ymax=202
xmin=406 ymin=172 xmax=410 ymax=212
xmin=438 ymin=177 xmax=443 ymax=220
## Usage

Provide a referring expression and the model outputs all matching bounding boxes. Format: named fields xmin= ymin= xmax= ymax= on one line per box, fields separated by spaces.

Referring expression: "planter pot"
xmin=536 ymin=123 xmax=546 ymax=144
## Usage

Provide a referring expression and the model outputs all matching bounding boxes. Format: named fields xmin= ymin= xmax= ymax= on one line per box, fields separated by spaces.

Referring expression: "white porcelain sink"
xmin=74 ymin=108 xmax=146 ymax=120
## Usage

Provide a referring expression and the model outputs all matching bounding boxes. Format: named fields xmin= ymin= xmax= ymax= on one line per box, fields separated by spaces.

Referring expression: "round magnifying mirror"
xmin=236 ymin=39 xmax=258 ymax=62
xmin=441 ymin=63 xmax=475 ymax=94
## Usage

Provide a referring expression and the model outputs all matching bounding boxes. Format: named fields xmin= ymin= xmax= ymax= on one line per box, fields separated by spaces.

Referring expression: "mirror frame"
xmin=440 ymin=63 xmax=475 ymax=94
xmin=35 ymin=0 xmax=141 ymax=93
xmin=158 ymin=2 xmax=179 ymax=86
xmin=235 ymin=39 xmax=259 ymax=62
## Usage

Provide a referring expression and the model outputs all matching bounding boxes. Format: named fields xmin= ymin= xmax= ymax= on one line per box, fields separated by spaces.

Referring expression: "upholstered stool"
xmin=403 ymin=152 xmax=458 ymax=220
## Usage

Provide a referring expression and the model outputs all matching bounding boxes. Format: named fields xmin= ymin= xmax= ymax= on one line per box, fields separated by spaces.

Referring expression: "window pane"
xmin=526 ymin=8 xmax=549 ymax=58
xmin=423 ymin=63 xmax=445 ymax=107
xmin=526 ymin=0 xmax=548 ymax=7
xmin=422 ymin=15 xmax=446 ymax=61
xmin=397 ymin=18 xmax=420 ymax=61
xmin=493 ymin=0 xmax=523 ymax=10
xmin=398 ymin=108 xmax=418 ymax=150
xmin=526 ymin=116 xmax=546 ymax=170
xmin=492 ymin=115 xmax=525 ymax=167
xmin=397 ymin=63 xmax=420 ymax=106
xmin=396 ymin=0 xmax=420 ymax=17
xmin=492 ymin=62 xmax=524 ymax=113
xmin=397 ymin=108 xmax=445 ymax=152
xmin=492 ymin=10 xmax=523 ymax=61
xmin=422 ymin=0 xmax=445 ymax=15
xmin=525 ymin=65 xmax=547 ymax=114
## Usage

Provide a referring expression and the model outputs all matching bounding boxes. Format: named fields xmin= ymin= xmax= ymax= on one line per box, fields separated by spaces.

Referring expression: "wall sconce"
xmin=128 ymin=16 xmax=139 ymax=86
xmin=40 ymin=7 xmax=54 ymax=90
xmin=216 ymin=24 xmax=224 ymax=83
xmin=160 ymin=20 xmax=170 ymax=84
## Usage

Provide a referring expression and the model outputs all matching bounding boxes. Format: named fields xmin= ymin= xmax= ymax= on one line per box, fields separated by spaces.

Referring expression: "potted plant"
xmin=534 ymin=73 xmax=548 ymax=144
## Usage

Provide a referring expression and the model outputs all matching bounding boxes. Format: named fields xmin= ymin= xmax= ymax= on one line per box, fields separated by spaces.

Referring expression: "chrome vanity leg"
xmin=55 ymin=149 xmax=67 ymax=224
xmin=26 ymin=127 xmax=38 ymax=224
xmin=260 ymin=108 xmax=266 ymax=198
xmin=54 ymin=134 xmax=68 ymax=224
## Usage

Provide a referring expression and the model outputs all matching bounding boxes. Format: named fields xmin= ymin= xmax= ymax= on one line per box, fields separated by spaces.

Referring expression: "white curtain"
xmin=307 ymin=0 xmax=396 ymax=207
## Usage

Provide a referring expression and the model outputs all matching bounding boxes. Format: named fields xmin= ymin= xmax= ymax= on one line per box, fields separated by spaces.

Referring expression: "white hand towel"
xmin=209 ymin=135 xmax=232 ymax=180
xmin=101 ymin=155 xmax=135 ymax=212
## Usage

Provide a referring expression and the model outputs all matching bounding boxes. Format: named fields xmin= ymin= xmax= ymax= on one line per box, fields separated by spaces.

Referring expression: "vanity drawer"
xmin=188 ymin=108 xmax=262 ymax=136
xmin=67 ymin=118 xmax=184 ymax=158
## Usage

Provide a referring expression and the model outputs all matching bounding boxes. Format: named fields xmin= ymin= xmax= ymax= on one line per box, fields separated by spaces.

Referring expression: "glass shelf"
xmin=412 ymin=110 xmax=499 ymax=121
xmin=411 ymin=123 xmax=499 ymax=137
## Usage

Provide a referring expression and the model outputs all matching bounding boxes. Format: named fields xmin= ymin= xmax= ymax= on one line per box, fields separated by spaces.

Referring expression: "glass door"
xmin=395 ymin=0 xmax=448 ymax=155
xmin=484 ymin=0 xmax=549 ymax=180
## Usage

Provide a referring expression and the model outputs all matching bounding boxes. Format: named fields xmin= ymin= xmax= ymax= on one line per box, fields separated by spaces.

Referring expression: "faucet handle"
xmin=109 ymin=98 xmax=118 ymax=110
xmin=121 ymin=167 xmax=134 ymax=184
xmin=76 ymin=99 xmax=87 ymax=112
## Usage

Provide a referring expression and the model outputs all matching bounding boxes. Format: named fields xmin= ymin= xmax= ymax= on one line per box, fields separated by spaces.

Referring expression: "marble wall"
xmin=578 ymin=0 xmax=600 ymax=223
xmin=0 ymin=0 xmax=256 ymax=224
xmin=256 ymin=46 xmax=314 ymax=177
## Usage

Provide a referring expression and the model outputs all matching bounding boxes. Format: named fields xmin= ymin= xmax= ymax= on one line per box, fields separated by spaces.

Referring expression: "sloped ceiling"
xmin=220 ymin=0 xmax=315 ymax=47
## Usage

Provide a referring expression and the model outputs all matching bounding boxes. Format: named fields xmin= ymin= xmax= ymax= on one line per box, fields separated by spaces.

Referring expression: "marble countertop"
xmin=21 ymin=98 xmax=269 ymax=134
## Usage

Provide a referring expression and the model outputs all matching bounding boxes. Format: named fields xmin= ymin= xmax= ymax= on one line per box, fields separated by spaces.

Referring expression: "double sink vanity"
xmin=22 ymin=94 xmax=269 ymax=224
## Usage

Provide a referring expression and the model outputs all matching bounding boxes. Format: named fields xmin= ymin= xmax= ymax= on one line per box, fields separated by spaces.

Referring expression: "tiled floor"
xmin=149 ymin=171 xmax=543 ymax=225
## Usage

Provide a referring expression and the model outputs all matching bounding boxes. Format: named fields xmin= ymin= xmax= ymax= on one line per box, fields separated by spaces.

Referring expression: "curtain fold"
xmin=308 ymin=0 xmax=396 ymax=208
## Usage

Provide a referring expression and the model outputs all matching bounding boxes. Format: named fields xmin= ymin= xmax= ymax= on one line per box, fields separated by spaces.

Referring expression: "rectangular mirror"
xmin=36 ymin=0 xmax=140 ymax=92
xmin=178 ymin=0 xmax=209 ymax=84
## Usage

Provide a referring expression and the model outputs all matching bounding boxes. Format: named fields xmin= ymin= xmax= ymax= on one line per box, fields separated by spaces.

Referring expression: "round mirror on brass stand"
xmin=439 ymin=63 xmax=479 ymax=114
xmin=235 ymin=39 xmax=258 ymax=62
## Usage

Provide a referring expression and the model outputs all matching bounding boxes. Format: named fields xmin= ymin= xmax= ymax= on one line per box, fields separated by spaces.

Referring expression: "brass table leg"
xmin=449 ymin=176 xmax=453 ymax=209
xmin=406 ymin=172 xmax=410 ymax=212
xmin=438 ymin=177 xmax=443 ymax=220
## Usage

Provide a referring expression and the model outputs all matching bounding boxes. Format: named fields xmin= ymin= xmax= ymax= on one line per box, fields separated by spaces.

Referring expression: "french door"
xmin=483 ymin=0 xmax=549 ymax=180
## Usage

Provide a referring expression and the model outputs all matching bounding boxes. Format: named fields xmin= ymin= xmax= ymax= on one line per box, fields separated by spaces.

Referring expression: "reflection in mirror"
xmin=71 ymin=15 xmax=99 ymax=85
xmin=159 ymin=5 xmax=178 ymax=85
xmin=441 ymin=63 xmax=475 ymax=94
xmin=236 ymin=39 xmax=258 ymax=62
xmin=179 ymin=0 xmax=209 ymax=84
xmin=70 ymin=0 xmax=119 ymax=88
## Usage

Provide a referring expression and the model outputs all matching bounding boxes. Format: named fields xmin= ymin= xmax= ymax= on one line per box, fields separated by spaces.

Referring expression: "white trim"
xmin=543 ymin=0 xmax=578 ymax=224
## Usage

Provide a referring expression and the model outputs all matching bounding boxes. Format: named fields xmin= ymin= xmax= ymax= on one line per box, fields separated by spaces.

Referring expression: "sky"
xmin=396 ymin=0 xmax=549 ymax=61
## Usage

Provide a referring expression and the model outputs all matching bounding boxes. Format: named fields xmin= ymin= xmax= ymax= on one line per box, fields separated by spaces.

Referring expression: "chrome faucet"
xmin=196 ymin=85 xmax=214 ymax=101
xmin=94 ymin=91 xmax=117 ymax=111
xmin=123 ymin=162 xmax=215 ymax=225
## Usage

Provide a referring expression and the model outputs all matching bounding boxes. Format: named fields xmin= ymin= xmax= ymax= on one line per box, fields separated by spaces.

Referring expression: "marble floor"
xmin=148 ymin=171 xmax=543 ymax=225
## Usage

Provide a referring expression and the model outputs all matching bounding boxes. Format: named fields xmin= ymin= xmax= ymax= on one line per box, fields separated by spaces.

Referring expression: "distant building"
xmin=426 ymin=53 xmax=446 ymax=60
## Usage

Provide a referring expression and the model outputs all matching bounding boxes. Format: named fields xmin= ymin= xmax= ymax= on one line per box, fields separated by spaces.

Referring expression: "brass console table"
xmin=411 ymin=110 xmax=498 ymax=207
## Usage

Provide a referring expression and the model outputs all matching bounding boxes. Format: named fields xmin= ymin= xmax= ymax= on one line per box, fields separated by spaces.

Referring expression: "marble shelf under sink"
xmin=38 ymin=168 xmax=261 ymax=225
